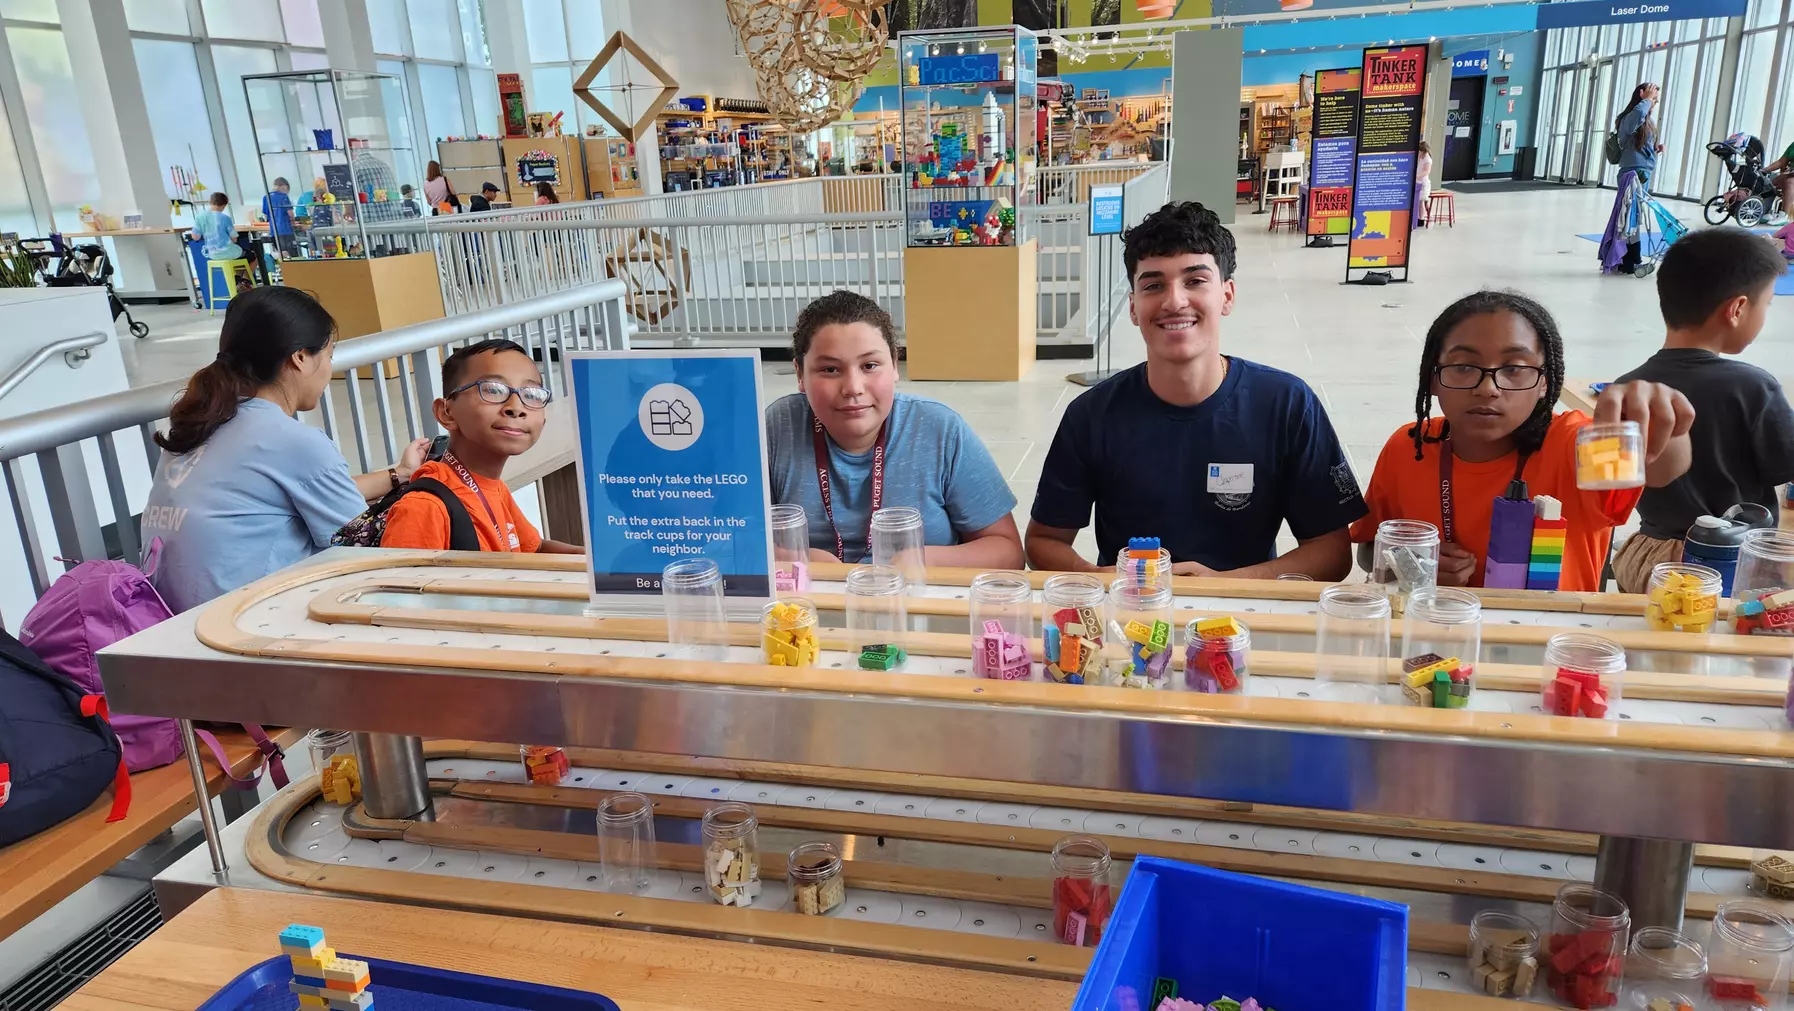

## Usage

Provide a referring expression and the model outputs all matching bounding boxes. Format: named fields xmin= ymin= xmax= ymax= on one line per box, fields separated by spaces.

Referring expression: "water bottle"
xmin=1683 ymin=504 xmax=1774 ymax=596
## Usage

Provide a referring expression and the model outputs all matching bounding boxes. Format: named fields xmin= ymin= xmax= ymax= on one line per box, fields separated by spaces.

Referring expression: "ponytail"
xmin=156 ymin=286 xmax=336 ymax=455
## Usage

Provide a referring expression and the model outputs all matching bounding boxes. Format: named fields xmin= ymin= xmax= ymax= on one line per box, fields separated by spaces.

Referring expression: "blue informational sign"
xmin=1089 ymin=184 xmax=1124 ymax=236
xmin=1535 ymin=0 xmax=1744 ymax=29
xmin=917 ymin=53 xmax=1002 ymax=86
xmin=1353 ymin=151 xmax=1418 ymax=212
xmin=1311 ymin=136 xmax=1357 ymax=189
xmin=567 ymin=351 xmax=774 ymax=601
xmin=1452 ymin=50 xmax=1491 ymax=76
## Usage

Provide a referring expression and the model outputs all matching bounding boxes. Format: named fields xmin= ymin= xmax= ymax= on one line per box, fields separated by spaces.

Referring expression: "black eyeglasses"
xmin=448 ymin=379 xmax=553 ymax=410
xmin=1434 ymin=364 xmax=1545 ymax=391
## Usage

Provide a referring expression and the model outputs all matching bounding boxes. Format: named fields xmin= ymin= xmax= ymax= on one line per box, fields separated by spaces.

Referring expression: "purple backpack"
xmin=18 ymin=540 xmax=287 ymax=788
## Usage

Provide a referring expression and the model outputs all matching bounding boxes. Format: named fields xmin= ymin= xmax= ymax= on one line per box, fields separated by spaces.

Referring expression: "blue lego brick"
xmin=280 ymin=925 xmax=326 ymax=951
xmin=1127 ymin=536 xmax=1161 ymax=553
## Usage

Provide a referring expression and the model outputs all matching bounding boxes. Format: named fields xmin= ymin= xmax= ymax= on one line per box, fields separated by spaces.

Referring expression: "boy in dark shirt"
xmin=1612 ymin=227 xmax=1794 ymax=591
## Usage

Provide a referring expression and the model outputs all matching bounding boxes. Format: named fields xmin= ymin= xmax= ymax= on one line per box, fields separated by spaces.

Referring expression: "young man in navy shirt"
xmin=1026 ymin=201 xmax=1365 ymax=578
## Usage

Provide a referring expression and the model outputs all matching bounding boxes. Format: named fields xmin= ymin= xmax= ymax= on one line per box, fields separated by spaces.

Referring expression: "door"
xmin=1444 ymin=76 xmax=1484 ymax=180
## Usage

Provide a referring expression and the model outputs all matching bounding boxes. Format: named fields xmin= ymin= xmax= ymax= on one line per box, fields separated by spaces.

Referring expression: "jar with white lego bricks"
xmin=1398 ymin=588 xmax=1480 ymax=709
xmin=1103 ymin=575 xmax=1174 ymax=689
xmin=597 ymin=791 xmax=658 ymax=895
xmin=1732 ymin=529 xmax=1794 ymax=635
xmin=701 ymin=802 xmax=761 ymax=907
xmin=788 ymin=841 xmax=845 ymax=916
xmin=661 ymin=558 xmax=729 ymax=662
xmin=1542 ymin=883 xmax=1630 ymax=1011
xmin=1051 ymin=835 xmax=1113 ymax=948
xmin=1467 ymin=910 xmax=1541 ymax=999
xmin=518 ymin=744 xmax=569 ymax=786
xmin=1313 ymin=584 xmax=1391 ymax=704
xmin=1540 ymin=632 xmax=1626 ymax=720
xmin=1645 ymin=562 xmax=1722 ymax=633
xmin=870 ymin=506 xmax=927 ymax=592
xmin=1619 ymin=927 xmax=1707 ymax=1011
xmin=761 ymin=597 xmax=820 ymax=669
xmin=1705 ymin=900 xmax=1794 ymax=1011
xmin=771 ymin=503 xmax=811 ymax=596
xmin=969 ymin=571 xmax=1033 ymax=680
xmin=1575 ymin=421 xmax=1646 ymax=490
xmin=845 ymin=564 xmax=908 ymax=671
xmin=1042 ymin=572 xmax=1105 ymax=685
xmin=1184 ymin=615 xmax=1249 ymax=693
xmin=1371 ymin=519 xmax=1440 ymax=614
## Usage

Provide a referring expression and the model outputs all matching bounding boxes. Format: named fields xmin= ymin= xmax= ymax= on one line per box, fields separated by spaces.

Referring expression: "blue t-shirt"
xmin=140 ymin=398 xmax=366 ymax=613
xmin=766 ymin=392 xmax=1016 ymax=562
xmin=193 ymin=209 xmax=239 ymax=260
xmin=1618 ymin=98 xmax=1658 ymax=175
xmin=262 ymin=191 xmax=295 ymax=236
xmin=1031 ymin=359 xmax=1367 ymax=568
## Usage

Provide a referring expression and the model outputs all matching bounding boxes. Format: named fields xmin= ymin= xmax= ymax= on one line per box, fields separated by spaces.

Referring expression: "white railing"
xmin=1036 ymin=161 xmax=1162 ymax=205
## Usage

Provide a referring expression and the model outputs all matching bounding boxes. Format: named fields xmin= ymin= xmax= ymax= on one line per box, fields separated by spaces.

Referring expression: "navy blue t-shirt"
xmin=1031 ymin=359 xmax=1367 ymax=568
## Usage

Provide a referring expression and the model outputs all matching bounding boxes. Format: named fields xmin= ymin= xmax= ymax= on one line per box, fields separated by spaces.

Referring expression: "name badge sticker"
xmin=1207 ymin=463 xmax=1254 ymax=494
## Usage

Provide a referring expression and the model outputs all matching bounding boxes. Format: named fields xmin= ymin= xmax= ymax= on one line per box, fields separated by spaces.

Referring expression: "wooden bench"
xmin=0 ymin=727 xmax=301 ymax=940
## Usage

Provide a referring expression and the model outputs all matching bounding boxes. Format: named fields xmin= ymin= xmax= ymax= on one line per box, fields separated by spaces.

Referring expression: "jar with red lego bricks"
xmin=1619 ymin=927 xmax=1706 ymax=1011
xmin=1544 ymin=883 xmax=1631 ymax=1009
xmin=519 ymin=745 xmax=570 ymax=786
xmin=1184 ymin=616 xmax=1249 ymax=694
xmin=1705 ymin=900 xmax=1794 ymax=1011
xmin=1733 ymin=529 xmax=1794 ymax=635
xmin=1051 ymin=835 xmax=1112 ymax=948
xmin=1540 ymin=633 xmax=1626 ymax=720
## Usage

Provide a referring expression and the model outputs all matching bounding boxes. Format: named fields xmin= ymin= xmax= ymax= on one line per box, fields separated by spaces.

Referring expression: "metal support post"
xmin=179 ymin=718 xmax=226 ymax=874
xmin=1593 ymin=835 xmax=1696 ymax=931
xmin=353 ymin=733 xmax=434 ymax=821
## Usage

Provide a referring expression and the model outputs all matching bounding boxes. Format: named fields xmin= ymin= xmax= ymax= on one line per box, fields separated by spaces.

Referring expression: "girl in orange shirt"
xmin=1351 ymin=290 xmax=1695 ymax=591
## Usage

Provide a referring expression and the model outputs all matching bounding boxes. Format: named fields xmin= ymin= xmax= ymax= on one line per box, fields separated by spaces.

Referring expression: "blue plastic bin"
xmin=196 ymin=953 xmax=622 ymax=1010
xmin=1073 ymin=856 xmax=1408 ymax=1011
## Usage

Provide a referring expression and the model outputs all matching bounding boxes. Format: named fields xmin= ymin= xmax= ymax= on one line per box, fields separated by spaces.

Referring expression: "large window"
xmin=8 ymin=27 xmax=98 ymax=228
xmin=134 ymin=39 xmax=224 ymax=226
xmin=527 ymin=0 xmax=606 ymax=133
xmin=0 ymin=83 xmax=36 ymax=235
xmin=418 ymin=62 xmax=466 ymax=143
xmin=212 ymin=44 xmax=279 ymax=203
xmin=201 ymin=0 xmax=286 ymax=42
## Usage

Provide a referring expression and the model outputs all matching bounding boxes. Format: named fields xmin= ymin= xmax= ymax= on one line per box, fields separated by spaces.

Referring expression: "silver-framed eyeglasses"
xmin=447 ymin=379 xmax=553 ymax=410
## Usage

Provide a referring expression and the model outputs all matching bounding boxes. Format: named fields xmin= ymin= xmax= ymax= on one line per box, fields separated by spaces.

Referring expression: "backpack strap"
xmin=77 ymin=694 xmax=131 ymax=822
xmin=191 ymin=726 xmax=289 ymax=792
xmin=402 ymin=477 xmax=482 ymax=552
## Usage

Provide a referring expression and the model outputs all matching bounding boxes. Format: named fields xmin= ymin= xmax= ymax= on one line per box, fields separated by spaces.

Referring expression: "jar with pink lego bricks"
xmin=969 ymin=571 xmax=1033 ymax=680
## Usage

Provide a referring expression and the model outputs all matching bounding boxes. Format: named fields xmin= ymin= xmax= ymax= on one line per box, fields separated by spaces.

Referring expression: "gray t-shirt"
xmin=765 ymin=392 xmax=1016 ymax=562
xmin=140 ymin=398 xmax=366 ymax=613
xmin=1617 ymin=348 xmax=1794 ymax=538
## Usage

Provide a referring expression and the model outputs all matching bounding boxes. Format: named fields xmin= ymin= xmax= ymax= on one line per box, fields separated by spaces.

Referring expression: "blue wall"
xmin=1462 ymin=33 xmax=1543 ymax=176
xmin=1241 ymin=51 xmax=1361 ymax=87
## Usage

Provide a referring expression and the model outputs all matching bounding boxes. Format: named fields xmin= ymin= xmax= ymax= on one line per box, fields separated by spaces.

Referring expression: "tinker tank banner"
xmin=1306 ymin=67 xmax=1362 ymax=240
xmin=1347 ymin=45 xmax=1427 ymax=280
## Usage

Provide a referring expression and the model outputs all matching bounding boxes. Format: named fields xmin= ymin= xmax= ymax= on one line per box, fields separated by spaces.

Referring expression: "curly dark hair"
xmin=1410 ymin=290 xmax=1564 ymax=462
xmin=792 ymin=290 xmax=898 ymax=369
xmin=1123 ymin=201 xmax=1237 ymax=282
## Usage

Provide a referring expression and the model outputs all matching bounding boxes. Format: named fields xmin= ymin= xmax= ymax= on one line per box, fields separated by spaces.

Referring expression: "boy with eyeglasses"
xmin=380 ymin=338 xmax=582 ymax=553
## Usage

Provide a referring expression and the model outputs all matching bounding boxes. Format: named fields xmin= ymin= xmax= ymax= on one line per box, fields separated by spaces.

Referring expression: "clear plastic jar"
xmin=1372 ymin=519 xmax=1441 ymax=615
xmin=1577 ymin=421 xmax=1646 ymax=490
xmin=1619 ymin=927 xmax=1707 ymax=1011
xmin=761 ymin=597 xmax=820 ymax=668
xmin=1468 ymin=910 xmax=1541 ymax=999
xmin=519 ymin=744 xmax=569 ymax=786
xmin=788 ymin=841 xmax=844 ymax=915
xmin=1399 ymin=588 xmax=1480 ymax=709
xmin=1042 ymin=572 xmax=1106 ymax=685
xmin=869 ymin=506 xmax=926 ymax=591
xmin=1733 ymin=529 xmax=1794 ymax=635
xmin=307 ymin=729 xmax=353 ymax=775
xmin=845 ymin=564 xmax=907 ymax=671
xmin=1541 ymin=633 xmax=1626 ymax=719
xmin=1052 ymin=835 xmax=1113 ymax=947
xmin=701 ymin=802 xmax=760 ymax=907
xmin=1706 ymin=900 xmax=1794 ymax=1011
xmin=597 ymin=792 xmax=657 ymax=895
xmin=1185 ymin=616 xmax=1249 ymax=694
xmin=970 ymin=571 xmax=1033 ymax=680
xmin=770 ymin=503 xmax=811 ymax=596
xmin=1115 ymin=544 xmax=1172 ymax=591
xmin=661 ymin=558 xmax=728 ymax=661
xmin=309 ymin=729 xmax=358 ymax=805
xmin=1314 ymin=584 xmax=1392 ymax=704
xmin=1543 ymin=883 xmax=1630 ymax=1010
xmin=1645 ymin=562 xmax=1722 ymax=633
xmin=1103 ymin=575 xmax=1174 ymax=689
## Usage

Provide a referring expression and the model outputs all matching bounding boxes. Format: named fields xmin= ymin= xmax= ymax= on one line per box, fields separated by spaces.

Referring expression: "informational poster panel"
xmin=1346 ymin=45 xmax=1428 ymax=281
xmin=1089 ymin=183 xmax=1125 ymax=235
xmin=566 ymin=351 xmax=775 ymax=611
xmin=1305 ymin=67 xmax=1362 ymax=242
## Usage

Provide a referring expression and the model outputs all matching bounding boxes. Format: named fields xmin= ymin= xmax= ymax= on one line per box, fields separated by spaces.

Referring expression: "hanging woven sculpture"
xmin=728 ymin=0 xmax=894 ymax=132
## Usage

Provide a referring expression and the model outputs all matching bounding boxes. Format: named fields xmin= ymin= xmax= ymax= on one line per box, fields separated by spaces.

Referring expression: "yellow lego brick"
xmin=1195 ymin=616 xmax=1242 ymax=638
xmin=1123 ymin=620 xmax=1154 ymax=646
xmin=1403 ymin=656 xmax=1459 ymax=687
xmin=290 ymin=953 xmax=332 ymax=976
xmin=298 ymin=995 xmax=328 ymax=1010
xmin=1580 ymin=436 xmax=1622 ymax=456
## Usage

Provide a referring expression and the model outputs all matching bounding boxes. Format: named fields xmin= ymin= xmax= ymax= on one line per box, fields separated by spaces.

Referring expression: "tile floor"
xmin=115 ymin=184 xmax=1794 ymax=559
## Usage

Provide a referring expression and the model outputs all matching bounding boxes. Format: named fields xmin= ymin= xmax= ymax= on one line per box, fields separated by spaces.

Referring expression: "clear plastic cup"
xmin=1468 ymin=910 xmax=1541 ymax=999
xmin=845 ymin=563 xmax=908 ymax=671
xmin=1576 ymin=421 xmax=1646 ymax=490
xmin=519 ymin=744 xmax=569 ymax=785
xmin=1399 ymin=587 xmax=1480 ymax=709
xmin=1277 ymin=573 xmax=1314 ymax=581
xmin=1042 ymin=572 xmax=1105 ymax=685
xmin=701 ymin=802 xmax=760 ymax=907
xmin=970 ymin=571 xmax=1033 ymax=680
xmin=1103 ymin=575 xmax=1174 ymax=689
xmin=1645 ymin=561 xmax=1722 ymax=633
xmin=597 ymin=792 xmax=657 ymax=894
xmin=1541 ymin=632 xmax=1626 ymax=719
xmin=1706 ymin=900 xmax=1794 ymax=1011
xmin=788 ymin=841 xmax=844 ymax=915
xmin=661 ymin=558 xmax=728 ymax=661
xmin=1115 ymin=546 xmax=1172 ymax=591
xmin=870 ymin=506 xmax=926 ymax=592
xmin=1619 ymin=927 xmax=1706 ymax=1011
xmin=309 ymin=729 xmax=358 ymax=805
xmin=1314 ymin=584 xmax=1392 ymax=704
xmin=1372 ymin=519 xmax=1441 ymax=615
xmin=306 ymin=729 xmax=353 ymax=776
xmin=771 ymin=503 xmax=811 ymax=596
xmin=1051 ymin=835 xmax=1113 ymax=947
xmin=1543 ymin=883 xmax=1630 ymax=1011
xmin=1184 ymin=616 xmax=1249 ymax=694
xmin=761 ymin=597 xmax=820 ymax=668
xmin=1732 ymin=529 xmax=1794 ymax=635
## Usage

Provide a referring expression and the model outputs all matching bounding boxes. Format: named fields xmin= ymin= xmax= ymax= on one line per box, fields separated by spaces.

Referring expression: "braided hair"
xmin=1410 ymin=290 xmax=1564 ymax=462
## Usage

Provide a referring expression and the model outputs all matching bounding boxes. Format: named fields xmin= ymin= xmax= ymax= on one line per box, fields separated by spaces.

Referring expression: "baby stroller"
xmin=1607 ymin=171 xmax=1690 ymax=278
xmin=27 ymin=235 xmax=150 ymax=338
xmin=1704 ymin=133 xmax=1784 ymax=226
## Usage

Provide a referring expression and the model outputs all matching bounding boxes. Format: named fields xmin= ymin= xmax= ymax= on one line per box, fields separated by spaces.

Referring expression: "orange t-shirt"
xmin=378 ymin=460 xmax=542 ymax=553
xmin=1348 ymin=413 xmax=1643 ymax=591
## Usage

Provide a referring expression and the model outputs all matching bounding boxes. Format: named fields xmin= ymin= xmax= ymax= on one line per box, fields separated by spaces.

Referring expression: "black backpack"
xmin=0 ymin=629 xmax=129 ymax=847
xmin=331 ymin=477 xmax=481 ymax=551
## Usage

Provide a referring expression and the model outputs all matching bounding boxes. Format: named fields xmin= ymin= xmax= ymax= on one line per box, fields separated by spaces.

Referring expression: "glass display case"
xmin=898 ymin=26 xmax=1037 ymax=248
xmin=242 ymin=70 xmax=428 ymax=261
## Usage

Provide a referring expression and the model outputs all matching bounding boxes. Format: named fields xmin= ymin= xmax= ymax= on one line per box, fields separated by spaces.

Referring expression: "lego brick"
xmin=1196 ymin=616 xmax=1242 ymax=638
xmin=1483 ymin=559 xmax=1530 ymax=590
xmin=1402 ymin=652 xmax=1446 ymax=672
xmin=280 ymin=925 xmax=327 ymax=953
xmin=322 ymin=957 xmax=369 ymax=984
xmin=290 ymin=954 xmax=330 ymax=977
xmin=1044 ymin=624 xmax=1060 ymax=662
xmin=298 ymin=995 xmax=328 ymax=1010
xmin=1148 ymin=620 xmax=1170 ymax=651
xmin=1123 ymin=620 xmax=1154 ymax=646
xmin=1753 ymin=853 xmax=1794 ymax=885
xmin=1077 ymin=607 xmax=1102 ymax=644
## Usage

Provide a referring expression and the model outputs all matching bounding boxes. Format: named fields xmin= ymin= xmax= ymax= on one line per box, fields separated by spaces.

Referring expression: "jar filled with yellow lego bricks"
xmin=761 ymin=597 xmax=821 ymax=668
xmin=1575 ymin=421 xmax=1645 ymax=490
xmin=1644 ymin=562 xmax=1722 ymax=633
xmin=1103 ymin=575 xmax=1174 ymax=689
xmin=1467 ymin=910 xmax=1540 ymax=999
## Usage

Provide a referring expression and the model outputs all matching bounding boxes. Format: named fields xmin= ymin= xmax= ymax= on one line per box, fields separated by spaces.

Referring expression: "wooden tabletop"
xmin=1560 ymin=376 xmax=1603 ymax=416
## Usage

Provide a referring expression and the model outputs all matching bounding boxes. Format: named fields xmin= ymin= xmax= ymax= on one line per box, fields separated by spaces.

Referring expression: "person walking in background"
xmin=469 ymin=181 xmax=501 ymax=212
xmin=1414 ymin=140 xmax=1434 ymax=227
xmin=423 ymin=160 xmax=459 ymax=214
xmin=534 ymin=182 xmax=560 ymax=205
xmin=1600 ymin=83 xmax=1665 ymax=276
xmin=260 ymin=177 xmax=296 ymax=257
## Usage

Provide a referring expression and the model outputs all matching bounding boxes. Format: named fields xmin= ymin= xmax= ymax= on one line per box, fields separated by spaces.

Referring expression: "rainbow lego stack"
xmin=1527 ymin=496 xmax=1566 ymax=592
xmin=281 ymin=923 xmax=374 ymax=1009
xmin=1123 ymin=537 xmax=1162 ymax=584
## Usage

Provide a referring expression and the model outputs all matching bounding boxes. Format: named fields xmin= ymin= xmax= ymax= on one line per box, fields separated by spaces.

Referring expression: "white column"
xmin=319 ymin=0 xmax=378 ymax=73
xmin=603 ymin=0 xmax=663 ymax=194
xmin=485 ymin=0 xmax=532 ymax=87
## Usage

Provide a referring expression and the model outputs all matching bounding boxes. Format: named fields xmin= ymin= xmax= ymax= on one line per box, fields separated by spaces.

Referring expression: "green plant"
xmin=0 ymin=251 xmax=37 ymax=288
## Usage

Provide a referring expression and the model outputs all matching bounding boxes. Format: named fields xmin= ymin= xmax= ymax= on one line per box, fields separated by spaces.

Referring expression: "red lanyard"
xmin=811 ymin=412 xmax=888 ymax=562
xmin=1437 ymin=436 xmax=1533 ymax=545
xmin=442 ymin=452 xmax=508 ymax=549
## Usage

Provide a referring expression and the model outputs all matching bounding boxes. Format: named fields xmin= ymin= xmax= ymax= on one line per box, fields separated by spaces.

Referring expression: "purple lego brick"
xmin=1486 ymin=497 xmax=1537 ymax=567
xmin=1484 ymin=560 xmax=1530 ymax=590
